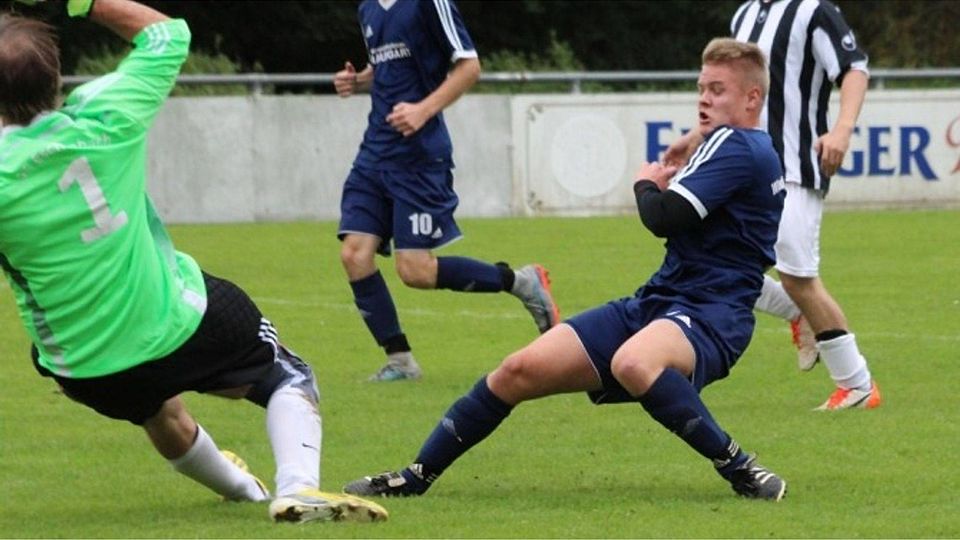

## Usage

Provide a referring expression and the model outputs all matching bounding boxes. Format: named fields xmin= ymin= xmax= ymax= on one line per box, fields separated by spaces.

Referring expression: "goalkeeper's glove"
xmin=12 ymin=0 xmax=94 ymax=18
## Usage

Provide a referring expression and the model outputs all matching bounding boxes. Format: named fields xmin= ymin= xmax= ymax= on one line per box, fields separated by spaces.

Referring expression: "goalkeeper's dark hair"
xmin=0 ymin=15 xmax=61 ymax=126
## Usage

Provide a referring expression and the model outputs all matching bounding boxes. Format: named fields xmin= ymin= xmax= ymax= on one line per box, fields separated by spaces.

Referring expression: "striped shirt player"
xmin=0 ymin=3 xmax=388 ymax=521
xmin=730 ymin=0 xmax=881 ymax=411
xmin=334 ymin=0 xmax=559 ymax=382
xmin=731 ymin=0 xmax=868 ymax=193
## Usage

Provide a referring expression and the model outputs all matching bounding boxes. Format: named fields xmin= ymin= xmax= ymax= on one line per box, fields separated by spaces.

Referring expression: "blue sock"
xmin=638 ymin=369 xmax=745 ymax=473
xmin=435 ymin=256 xmax=505 ymax=292
xmin=400 ymin=376 xmax=513 ymax=493
xmin=349 ymin=271 xmax=403 ymax=346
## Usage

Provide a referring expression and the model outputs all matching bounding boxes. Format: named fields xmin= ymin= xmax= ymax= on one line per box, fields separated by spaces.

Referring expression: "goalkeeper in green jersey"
xmin=0 ymin=0 xmax=385 ymax=524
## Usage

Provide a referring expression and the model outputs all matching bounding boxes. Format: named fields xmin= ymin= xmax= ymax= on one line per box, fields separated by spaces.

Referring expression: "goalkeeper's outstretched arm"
xmin=87 ymin=0 xmax=169 ymax=42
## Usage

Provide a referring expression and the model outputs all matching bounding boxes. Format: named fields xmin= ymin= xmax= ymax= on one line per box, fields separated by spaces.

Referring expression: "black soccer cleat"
xmin=343 ymin=470 xmax=422 ymax=498
xmin=726 ymin=455 xmax=787 ymax=501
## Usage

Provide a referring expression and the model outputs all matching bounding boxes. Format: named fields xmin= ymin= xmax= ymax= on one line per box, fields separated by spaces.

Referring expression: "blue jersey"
xmin=646 ymin=126 xmax=785 ymax=309
xmin=354 ymin=0 xmax=477 ymax=171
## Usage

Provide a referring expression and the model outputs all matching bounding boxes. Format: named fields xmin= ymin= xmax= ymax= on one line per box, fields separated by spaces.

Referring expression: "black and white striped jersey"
xmin=731 ymin=0 xmax=868 ymax=192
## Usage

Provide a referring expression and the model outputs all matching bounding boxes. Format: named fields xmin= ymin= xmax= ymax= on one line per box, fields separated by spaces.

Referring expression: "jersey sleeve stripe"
xmin=674 ymin=127 xmax=734 ymax=183
xmin=144 ymin=21 xmax=172 ymax=54
xmin=668 ymin=182 xmax=709 ymax=219
xmin=432 ymin=0 xmax=466 ymax=53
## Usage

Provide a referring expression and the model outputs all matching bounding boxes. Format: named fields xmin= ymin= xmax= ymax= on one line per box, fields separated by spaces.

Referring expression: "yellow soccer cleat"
xmin=270 ymin=489 xmax=389 ymax=524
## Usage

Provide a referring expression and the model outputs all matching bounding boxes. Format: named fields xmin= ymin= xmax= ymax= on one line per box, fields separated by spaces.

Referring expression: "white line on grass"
xmin=254 ymin=296 xmax=960 ymax=342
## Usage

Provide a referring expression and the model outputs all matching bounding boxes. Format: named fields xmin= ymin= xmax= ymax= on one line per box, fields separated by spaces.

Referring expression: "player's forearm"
xmin=634 ymin=181 xmax=701 ymax=237
xmin=834 ymin=69 xmax=868 ymax=133
xmin=419 ymin=57 xmax=481 ymax=118
xmin=355 ymin=65 xmax=374 ymax=93
xmin=89 ymin=0 xmax=169 ymax=43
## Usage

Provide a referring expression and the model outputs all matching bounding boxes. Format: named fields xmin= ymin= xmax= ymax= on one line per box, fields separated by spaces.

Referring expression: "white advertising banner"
xmin=511 ymin=90 xmax=960 ymax=215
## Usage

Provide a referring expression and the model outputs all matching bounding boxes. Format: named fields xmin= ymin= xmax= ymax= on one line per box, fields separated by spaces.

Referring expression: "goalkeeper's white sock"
xmin=267 ymin=386 xmax=321 ymax=497
xmin=754 ymin=274 xmax=802 ymax=321
xmin=169 ymin=425 xmax=268 ymax=501
xmin=818 ymin=333 xmax=872 ymax=391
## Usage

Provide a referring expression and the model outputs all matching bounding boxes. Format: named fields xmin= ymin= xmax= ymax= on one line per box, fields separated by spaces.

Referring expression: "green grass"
xmin=1 ymin=211 xmax=958 ymax=538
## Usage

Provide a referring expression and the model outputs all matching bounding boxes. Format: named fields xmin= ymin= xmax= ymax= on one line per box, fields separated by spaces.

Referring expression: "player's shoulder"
xmin=706 ymin=126 xmax=778 ymax=166
xmin=702 ymin=125 xmax=751 ymax=155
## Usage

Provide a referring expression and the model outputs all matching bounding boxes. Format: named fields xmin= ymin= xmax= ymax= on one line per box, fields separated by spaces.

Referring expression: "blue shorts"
xmin=566 ymin=286 xmax=755 ymax=404
xmin=338 ymin=166 xmax=462 ymax=256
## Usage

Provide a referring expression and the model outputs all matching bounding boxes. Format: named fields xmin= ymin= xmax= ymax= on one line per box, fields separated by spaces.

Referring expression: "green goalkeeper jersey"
xmin=0 ymin=19 xmax=204 ymax=379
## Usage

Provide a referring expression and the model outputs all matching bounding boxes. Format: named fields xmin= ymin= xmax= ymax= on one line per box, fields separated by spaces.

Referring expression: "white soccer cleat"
xmin=269 ymin=489 xmax=389 ymax=523
xmin=368 ymin=351 xmax=422 ymax=381
xmin=790 ymin=315 xmax=818 ymax=371
xmin=815 ymin=380 xmax=882 ymax=411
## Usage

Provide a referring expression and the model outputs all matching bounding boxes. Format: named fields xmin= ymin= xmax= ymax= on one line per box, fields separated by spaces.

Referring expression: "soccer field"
xmin=1 ymin=211 xmax=957 ymax=538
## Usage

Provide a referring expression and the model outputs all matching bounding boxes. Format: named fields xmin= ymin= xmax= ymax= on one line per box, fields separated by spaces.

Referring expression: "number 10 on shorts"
xmin=408 ymin=212 xmax=435 ymax=237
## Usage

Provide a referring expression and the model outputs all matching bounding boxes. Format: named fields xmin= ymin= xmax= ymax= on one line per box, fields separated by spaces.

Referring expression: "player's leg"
xmin=47 ymin=354 xmax=270 ymax=502
xmin=339 ymin=167 xmax=418 ymax=381
xmin=610 ymin=308 xmax=785 ymax=501
xmin=343 ymin=323 xmax=600 ymax=497
xmin=250 ymin=345 xmax=386 ymax=523
xmin=754 ymin=184 xmax=817 ymax=369
xmin=390 ymin=169 xmax=560 ymax=333
xmin=142 ymin=395 xmax=270 ymax=501
xmin=780 ymin=274 xmax=880 ymax=409
xmin=774 ymin=185 xmax=879 ymax=409
xmin=196 ymin=272 xmax=386 ymax=522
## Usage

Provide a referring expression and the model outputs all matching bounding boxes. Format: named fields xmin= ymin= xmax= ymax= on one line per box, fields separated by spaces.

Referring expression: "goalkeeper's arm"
xmin=87 ymin=0 xmax=169 ymax=43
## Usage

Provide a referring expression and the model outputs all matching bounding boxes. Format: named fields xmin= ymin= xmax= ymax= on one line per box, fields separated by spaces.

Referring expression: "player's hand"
xmin=662 ymin=130 xmax=703 ymax=168
xmin=386 ymin=101 xmax=431 ymax=137
xmin=334 ymin=61 xmax=358 ymax=98
xmin=634 ymin=161 xmax=678 ymax=191
xmin=815 ymin=126 xmax=853 ymax=177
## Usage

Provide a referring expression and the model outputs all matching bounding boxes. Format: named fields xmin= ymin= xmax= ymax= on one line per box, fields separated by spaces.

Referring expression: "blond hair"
xmin=702 ymin=37 xmax=769 ymax=98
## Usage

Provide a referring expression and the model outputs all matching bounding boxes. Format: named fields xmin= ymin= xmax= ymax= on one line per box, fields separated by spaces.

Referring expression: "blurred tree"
xmin=1 ymin=0 xmax=957 ymax=85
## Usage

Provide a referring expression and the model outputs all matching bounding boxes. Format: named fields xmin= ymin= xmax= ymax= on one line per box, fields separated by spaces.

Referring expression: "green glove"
xmin=66 ymin=0 xmax=94 ymax=17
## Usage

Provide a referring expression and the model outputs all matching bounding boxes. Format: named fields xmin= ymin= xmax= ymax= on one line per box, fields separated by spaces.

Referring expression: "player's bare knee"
xmin=340 ymin=242 xmax=374 ymax=274
xmin=610 ymin=355 xmax=657 ymax=395
xmin=395 ymin=259 xmax=433 ymax=288
xmin=490 ymin=351 xmax=537 ymax=396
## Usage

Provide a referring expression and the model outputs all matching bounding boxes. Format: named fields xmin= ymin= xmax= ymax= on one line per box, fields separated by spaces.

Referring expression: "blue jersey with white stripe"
xmin=647 ymin=126 xmax=785 ymax=308
xmin=354 ymin=0 xmax=477 ymax=171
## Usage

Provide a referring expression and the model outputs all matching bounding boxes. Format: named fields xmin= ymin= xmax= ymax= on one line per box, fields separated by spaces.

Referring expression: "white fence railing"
xmin=62 ymin=68 xmax=960 ymax=94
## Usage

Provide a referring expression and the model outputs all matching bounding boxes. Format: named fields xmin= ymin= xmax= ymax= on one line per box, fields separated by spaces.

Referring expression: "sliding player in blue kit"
xmin=333 ymin=0 xmax=560 ymax=382
xmin=343 ymin=38 xmax=790 ymax=502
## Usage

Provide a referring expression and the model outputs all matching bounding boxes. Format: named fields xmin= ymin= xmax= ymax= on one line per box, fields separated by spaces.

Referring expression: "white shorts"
xmin=774 ymin=183 xmax=824 ymax=278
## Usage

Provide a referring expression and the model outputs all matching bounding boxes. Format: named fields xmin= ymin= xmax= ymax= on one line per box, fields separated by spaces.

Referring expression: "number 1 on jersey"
xmin=58 ymin=158 xmax=128 ymax=243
